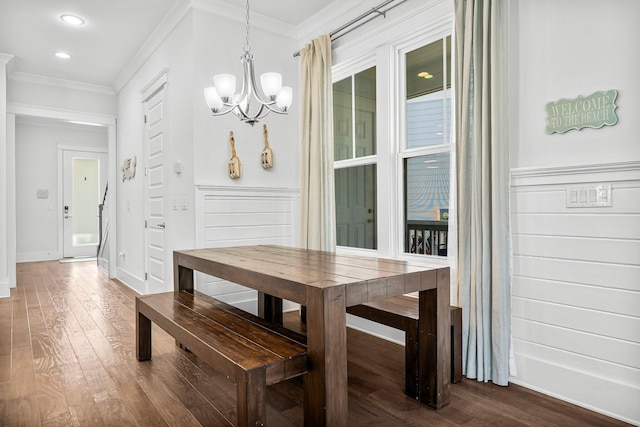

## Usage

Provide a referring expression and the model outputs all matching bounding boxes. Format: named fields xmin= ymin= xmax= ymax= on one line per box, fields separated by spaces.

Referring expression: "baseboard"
xmin=0 ymin=281 xmax=9 ymax=298
xmin=17 ymin=252 xmax=58 ymax=263
xmin=510 ymin=355 xmax=640 ymax=425
xmin=116 ymin=267 xmax=145 ymax=295
xmin=346 ymin=314 xmax=405 ymax=346
xmin=98 ymin=258 xmax=109 ymax=272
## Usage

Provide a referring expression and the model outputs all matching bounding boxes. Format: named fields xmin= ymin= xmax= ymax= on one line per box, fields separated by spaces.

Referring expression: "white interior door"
xmin=144 ymin=85 xmax=166 ymax=292
xmin=62 ymin=149 xmax=108 ymax=258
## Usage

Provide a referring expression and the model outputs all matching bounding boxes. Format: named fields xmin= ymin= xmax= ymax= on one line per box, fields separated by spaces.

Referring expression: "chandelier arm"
xmin=209 ymin=105 xmax=242 ymax=116
xmin=263 ymin=104 xmax=288 ymax=114
xmin=244 ymin=53 xmax=275 ymax=106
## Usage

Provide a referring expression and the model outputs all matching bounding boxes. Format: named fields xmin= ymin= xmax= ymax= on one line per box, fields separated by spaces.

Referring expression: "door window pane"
xmin=72 ymin=158 xmax=99 ymax=246
xmin=404 ymin=153 xmax=449 ymax=256
xmin=335 ymin=165 xmax=377 ymax=249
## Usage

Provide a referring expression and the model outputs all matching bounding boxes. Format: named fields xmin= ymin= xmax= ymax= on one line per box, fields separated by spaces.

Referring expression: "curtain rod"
xmin=293 ymin=0 xmax=408 ymax=58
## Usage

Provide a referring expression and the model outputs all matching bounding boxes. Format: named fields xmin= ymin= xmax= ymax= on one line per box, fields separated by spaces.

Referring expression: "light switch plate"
xmin=567 ymin=184 xmax=612 ymax=207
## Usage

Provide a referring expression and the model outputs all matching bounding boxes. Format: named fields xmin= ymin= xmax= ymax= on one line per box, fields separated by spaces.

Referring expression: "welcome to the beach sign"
xmin=545 ymin=89 xmax=618 ymax=134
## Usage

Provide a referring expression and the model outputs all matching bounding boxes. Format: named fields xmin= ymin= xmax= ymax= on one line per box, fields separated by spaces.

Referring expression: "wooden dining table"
xmin=173 ymin=245 xmax=451 ymax=426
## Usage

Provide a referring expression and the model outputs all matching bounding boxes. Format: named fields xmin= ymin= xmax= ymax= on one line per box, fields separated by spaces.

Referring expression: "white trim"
xmin=116 ymin=267 xmax=145 ymax=295
xmin=0 ymin=53 xmax=14 ymax=65
xmin=113 ymin=1 xmax=190 ymax=93
xmin=192 ymin=0 xmax=296 ymax=38
xmin=7 ymin=103 xmax=116 ymax=126
xmin=511 ymin=161 xmax=640 ymax=187
xmin=57 ymin=146 xmax=108 ymax=259
xmin=57 ymin=144 xmax=108 ymax=154
xmin=334 ymin=155 xmax=378 ymax=170
xmin=0 ymin=281 xmax=8 ymax=298
xmin=6 ymin=113 xmax=16 ymax=288
xmin=508 ymin=377 xmax=637 ymax=426
xmin=195 ymin=184 xmax=299 ymax=195
xmin=8 ymin=71 xmax=115 ymax=95
xmin=140 ymin=68 xmax=169 ymax=100
xmin=16 ymin=252 xmax=59 ymax=263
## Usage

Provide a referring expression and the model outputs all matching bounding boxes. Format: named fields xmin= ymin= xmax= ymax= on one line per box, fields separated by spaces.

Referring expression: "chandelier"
xmin=203 ymin=0 xmax=292 ymax=126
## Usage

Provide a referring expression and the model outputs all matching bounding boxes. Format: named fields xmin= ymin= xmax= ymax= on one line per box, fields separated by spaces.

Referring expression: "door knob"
xmin=158 ymin=223 xmax=165 ymax=229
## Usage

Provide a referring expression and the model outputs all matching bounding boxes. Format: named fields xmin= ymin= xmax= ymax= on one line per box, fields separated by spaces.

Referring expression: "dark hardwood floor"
xmin=0 ymin=261 xmax=629 ymax=426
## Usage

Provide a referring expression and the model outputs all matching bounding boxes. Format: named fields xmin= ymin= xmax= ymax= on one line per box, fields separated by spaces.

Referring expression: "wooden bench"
xmin=136 ymin=290 xmax=308 ymax=427
xmin=346 ymin=296 xmax=462 ymax=399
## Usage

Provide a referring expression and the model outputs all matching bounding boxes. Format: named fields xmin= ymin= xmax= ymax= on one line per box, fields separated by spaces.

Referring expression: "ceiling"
xmin=0 ymin=0 xmax=332 ymax=89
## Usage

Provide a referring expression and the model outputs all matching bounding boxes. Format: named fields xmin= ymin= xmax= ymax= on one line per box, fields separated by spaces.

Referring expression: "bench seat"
xmin=347 ymin=295 xmax=462 ymax=399
xmin=137 ymin=290 xmax=308 ymax=427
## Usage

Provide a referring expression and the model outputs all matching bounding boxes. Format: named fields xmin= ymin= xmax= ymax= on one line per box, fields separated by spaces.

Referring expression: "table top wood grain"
xmin=174 ymin=245 xmax=447 ymax=306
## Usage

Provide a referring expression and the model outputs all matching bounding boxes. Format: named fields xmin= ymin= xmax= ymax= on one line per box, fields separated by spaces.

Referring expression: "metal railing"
xmin=405 ymin=220 xmax=448 ymax=256
xmin=97 ymin=183 xmax=108 ymax=262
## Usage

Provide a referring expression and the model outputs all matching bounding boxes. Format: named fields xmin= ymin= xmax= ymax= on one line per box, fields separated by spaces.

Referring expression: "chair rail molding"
xmin=511 ymin=160 xmax=640 ymax=187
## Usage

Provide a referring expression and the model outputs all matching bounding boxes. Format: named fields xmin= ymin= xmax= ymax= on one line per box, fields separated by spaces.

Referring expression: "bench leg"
xmin=236 ymin=366 xmax=267 ymax=427
xmin=136 ymin=305 xmax=151 ymax=361
xmin=405 ymin=320 xmax=419 ymax=399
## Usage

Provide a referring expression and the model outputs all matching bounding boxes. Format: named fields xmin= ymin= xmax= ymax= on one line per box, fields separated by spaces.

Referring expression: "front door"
xmin=62 ymin=149 xmax=108 ymax=258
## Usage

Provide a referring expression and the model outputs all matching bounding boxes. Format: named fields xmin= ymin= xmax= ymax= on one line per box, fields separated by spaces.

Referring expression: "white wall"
xmin=116 ymin=12 xmax=195 ymax=294
xmin=193 ymin=7 xmax=299 ymax=188
xmin=510 ymin=1 xmax=640 ymax=424
xmin=15 ymin=118 xmax=107 ymax=262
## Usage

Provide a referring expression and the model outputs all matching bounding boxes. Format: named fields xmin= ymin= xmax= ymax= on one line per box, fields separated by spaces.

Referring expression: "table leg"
xmin=418 ymin=268 xmax=451 ymax=408
xmin=173 ymin=252 xmax=194 ymax=294
xmin=304 ymin=286 xmax=348 ymax=427
xmin=257 ymin=292 xmax=283 ymax=325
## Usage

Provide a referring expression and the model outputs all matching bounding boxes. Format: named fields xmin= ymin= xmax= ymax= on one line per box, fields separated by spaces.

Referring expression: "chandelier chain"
xmin=244 ymin=0 xmax=250 ymax=52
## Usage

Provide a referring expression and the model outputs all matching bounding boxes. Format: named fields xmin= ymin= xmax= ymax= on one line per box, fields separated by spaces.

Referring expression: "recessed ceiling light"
xmin=60 ymin=14 xmax=85 ymax=26
xmin=55 ymin=52 xmax=71 ymax=59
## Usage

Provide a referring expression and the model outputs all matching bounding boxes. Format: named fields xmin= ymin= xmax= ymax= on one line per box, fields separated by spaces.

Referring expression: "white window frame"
xmin=330 ymin=9 xmax=455 ymax=270
xmin=395 ymin=33 xmax=455 ymax=267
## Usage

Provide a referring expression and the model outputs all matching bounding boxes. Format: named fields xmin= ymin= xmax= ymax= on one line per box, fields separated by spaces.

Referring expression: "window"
xmin=332 ymin=27 xmax=453 ymax=260
xmin=333 ymin=67 xmax=377 ymax=250
xmin=402 ymin=36 xmax=452 ymax=257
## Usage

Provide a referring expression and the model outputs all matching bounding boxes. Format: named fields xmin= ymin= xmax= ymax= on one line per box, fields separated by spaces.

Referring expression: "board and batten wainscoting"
xmin=193 ymin=185 xmax=300 ymax=314
xmin=510 ymin=161 xmax=640 ymax=425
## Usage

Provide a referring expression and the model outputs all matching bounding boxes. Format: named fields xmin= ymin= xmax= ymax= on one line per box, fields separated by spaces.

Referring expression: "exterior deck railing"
xmin=405 ymin=220 xmax=448 ymax=256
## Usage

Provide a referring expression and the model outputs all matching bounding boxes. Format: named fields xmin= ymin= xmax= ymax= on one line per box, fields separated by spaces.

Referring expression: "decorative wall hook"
xmin=228 ymin=131 xmax=242 ymax=179
xmin=261 ymin=124 xmax=273 ymax=169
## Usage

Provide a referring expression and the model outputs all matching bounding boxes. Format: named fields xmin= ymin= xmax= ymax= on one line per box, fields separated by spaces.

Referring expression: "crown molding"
xmin=7 ymin=102 xmax=116 ymax=126
xmin=0 ymin=53 xmax=14 ymax=65
xmin=294 ymin=0 xmax=448 ymax=48
xmin=191 ymin=0 xmax=296 ymax=38
xmin=8 ymin=71 xmax=115 ymax=95
xmin=113 ymin=0 xmax=191 ymax=93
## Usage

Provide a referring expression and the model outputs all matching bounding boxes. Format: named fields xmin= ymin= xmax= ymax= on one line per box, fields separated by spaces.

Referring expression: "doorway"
xmin=60 ymin=148 xmax=108 ymax=259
